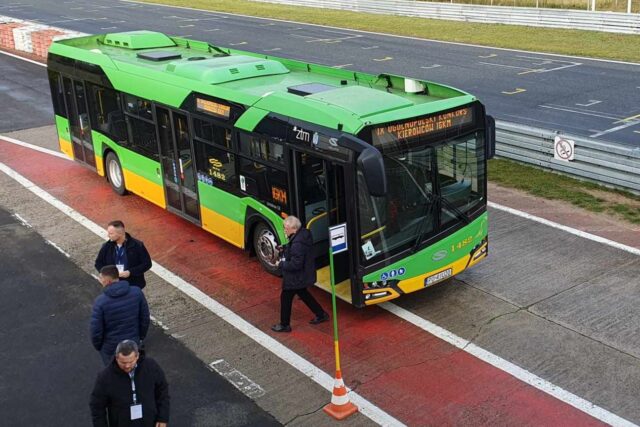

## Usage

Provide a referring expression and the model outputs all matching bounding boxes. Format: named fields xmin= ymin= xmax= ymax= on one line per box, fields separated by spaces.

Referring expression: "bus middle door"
xmin=294 ymin=152 xmax=351 ymax=301
xmin=156 ymin=106 xmax=201 ymax=223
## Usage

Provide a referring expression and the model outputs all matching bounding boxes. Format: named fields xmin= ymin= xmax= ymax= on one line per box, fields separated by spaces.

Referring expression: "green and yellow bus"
xmin=47 ymin=30 xmax=494 ymax=307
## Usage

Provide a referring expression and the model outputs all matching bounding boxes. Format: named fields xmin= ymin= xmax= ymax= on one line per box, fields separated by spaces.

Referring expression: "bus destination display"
xmin=196 ymin=98 xmax=231 ymax=119
xmin=372 ymin=107 xmax=473 ymax=145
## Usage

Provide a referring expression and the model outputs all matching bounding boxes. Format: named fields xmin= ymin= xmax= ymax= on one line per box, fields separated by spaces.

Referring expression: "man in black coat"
xmin=90 ymin=340 xmax=169 ymax=427
xmin=271 ymin=215 xmax=329 ymax=333
xmin=91 ymin=265 xmax=150 ymax=365
xmin=95 ymin=220 xmax=152 ymax=289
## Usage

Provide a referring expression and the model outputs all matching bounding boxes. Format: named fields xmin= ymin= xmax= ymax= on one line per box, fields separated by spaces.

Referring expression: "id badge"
xmin=130 ymin=404 xmax=143 ymax=420
xmin=116 ymin=264 xmax=125 ymax=273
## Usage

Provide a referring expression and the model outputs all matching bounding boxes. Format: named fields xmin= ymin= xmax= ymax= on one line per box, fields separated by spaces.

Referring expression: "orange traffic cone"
xmin=323 ymin=370 xmax=358 ymax=420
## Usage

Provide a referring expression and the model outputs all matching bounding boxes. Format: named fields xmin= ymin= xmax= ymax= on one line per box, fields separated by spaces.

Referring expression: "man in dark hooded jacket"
xmin=90 ymin=339 xmax=169 ymax=427
xmin=95 ymin=220 xmax=152 ymax=289
xmin=91 ymin=265 xmax=150 ymax=364
xmin=271 ymin=215 xmax=329 ymax=332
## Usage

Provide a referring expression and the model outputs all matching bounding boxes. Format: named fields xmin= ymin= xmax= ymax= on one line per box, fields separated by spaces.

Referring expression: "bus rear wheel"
xmin=105 ymin=152 xmax=127 ymax=195
xmin=253 ymin=222 xmax=280 ymax=276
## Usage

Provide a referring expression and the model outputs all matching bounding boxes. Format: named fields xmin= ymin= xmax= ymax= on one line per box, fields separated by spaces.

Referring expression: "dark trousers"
xmin=280 ymin=288 xmax=324 ymax=326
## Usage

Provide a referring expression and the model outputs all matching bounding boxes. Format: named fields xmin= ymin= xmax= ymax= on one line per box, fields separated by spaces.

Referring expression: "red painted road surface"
xmin=0 ymin=139 xmax=605 ymax=426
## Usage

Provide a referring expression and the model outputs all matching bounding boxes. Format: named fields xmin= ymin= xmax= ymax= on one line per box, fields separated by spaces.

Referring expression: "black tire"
xmin=105 ymin=152 xmax=127 ymax=195
xmin=253 ymin=222 xmax=281 ymax=276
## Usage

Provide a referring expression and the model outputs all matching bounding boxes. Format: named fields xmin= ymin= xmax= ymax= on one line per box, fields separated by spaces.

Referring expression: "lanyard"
xmin=115 ymin=245 xmax=125 ymax=265
xmin=129 ymin=369 xmax=137 ymax=405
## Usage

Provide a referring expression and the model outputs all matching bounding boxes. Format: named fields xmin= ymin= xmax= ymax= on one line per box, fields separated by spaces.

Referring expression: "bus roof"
xmin=49 ymin=30 xmax=476 ymax=134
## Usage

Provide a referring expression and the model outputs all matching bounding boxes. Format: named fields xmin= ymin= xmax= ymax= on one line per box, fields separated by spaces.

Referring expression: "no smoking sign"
xmin=554 ymin=136 xmax=575 ymax=161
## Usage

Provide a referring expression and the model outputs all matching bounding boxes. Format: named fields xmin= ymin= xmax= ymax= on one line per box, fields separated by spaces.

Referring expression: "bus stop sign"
xmin=330 ymin=223 xmax=348 ymax=254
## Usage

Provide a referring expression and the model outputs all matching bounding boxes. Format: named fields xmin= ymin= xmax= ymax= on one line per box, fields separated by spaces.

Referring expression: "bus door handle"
xmin=156 ymin=168 xmax=160 ymax=177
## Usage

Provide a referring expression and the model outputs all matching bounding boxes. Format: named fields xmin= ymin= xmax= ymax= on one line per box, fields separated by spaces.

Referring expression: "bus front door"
xmin=294 ymin=152 xmax=351 ymax=300
xmin=156 ymin=107 xmax=200 ymax=223
xmin=63 ymin=77 xmax=96 ymax=168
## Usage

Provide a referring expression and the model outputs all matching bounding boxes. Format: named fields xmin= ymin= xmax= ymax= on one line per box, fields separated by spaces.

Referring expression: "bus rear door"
xmin=62 ymin=77 xmax=96 ymax=168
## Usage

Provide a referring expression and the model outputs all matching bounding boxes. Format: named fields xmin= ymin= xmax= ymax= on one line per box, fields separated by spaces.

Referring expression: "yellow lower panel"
xmin=59 ymin=137 xmax=73 ymax=159
xmin=95 ymin=155 xmax=104 ymax=176
xmin=316 ymin=266 xmax=352 ymax=303
xmin=397 ymin=255 xmax=471 ymax=295
xmin=122 ymin=169 xmax=166 ymax=209
xmin=201 ymin=205 xmax=244 ymax=248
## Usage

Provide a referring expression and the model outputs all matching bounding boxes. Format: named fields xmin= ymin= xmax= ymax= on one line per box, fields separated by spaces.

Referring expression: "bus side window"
xmin=87 ymin=83 xmax=126 ymax=143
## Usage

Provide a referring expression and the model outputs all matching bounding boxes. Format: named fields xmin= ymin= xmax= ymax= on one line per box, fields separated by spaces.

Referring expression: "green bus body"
xmin=47 ymin=30 xmax=493 ymax=307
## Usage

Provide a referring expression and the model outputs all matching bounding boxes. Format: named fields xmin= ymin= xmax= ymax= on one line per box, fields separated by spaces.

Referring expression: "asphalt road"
xmin=1 ymin=0 xmax=640 ymax=145
xmin=0 ymin=205 xmax=280 ymax=426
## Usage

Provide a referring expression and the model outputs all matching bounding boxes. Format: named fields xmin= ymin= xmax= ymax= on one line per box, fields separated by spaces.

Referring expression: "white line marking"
xmin=0 ymin=135 xmax=68 ymax=159
xmin=539 ymin=104 xmax=620 ymax=121
xmin=589 ymin=120 xmax=640 ymax=138
xmin=45 ymin=239 xmax=71 ymax=258
xmin=13 ymin=213 xmax=32 ymax=228
xmin=209 ymin=359 xmax=266 ymax=399
xmin=488 ymin=202 xmax=640 ymax=256
xmin=0 ymin=49 xmax=45 ymax=67
xmin=0 ymin=159 xmax=403 ymax=427
xmin=120 ymin=0 xmax=640 ymax=68
xmin=576 ymin=100 xmax=602 ymax=107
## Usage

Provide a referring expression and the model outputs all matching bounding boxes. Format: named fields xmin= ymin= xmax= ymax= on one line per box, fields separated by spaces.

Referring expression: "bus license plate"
xmin=424 ymin=268 xmax=452 ymax=287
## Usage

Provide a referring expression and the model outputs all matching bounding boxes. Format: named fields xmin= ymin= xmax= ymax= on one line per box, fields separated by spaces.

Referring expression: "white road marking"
xmin=0 ymin=135 xmax=69 ymax=158
xmin=539 ymin=104 xmax=620 ymax=121
xmin=13 ymin=213 xmax=32 ymax=228
xmin=210 ymin=359 xmax=266 ymax=399
xmin=488 ymin=202 xmax=640 ymax=256
xmin=45 ymin=239 xmax=71 ymax=258
xmin=576 ymin=100 xmax=602 ymax=107
xmin=0 ymin=49 xmax=46 ymax=67
xmin=0 ymin=157 xmax=404 ymax=427
xmin=420 ymin=64 xmax=441 ymax=69
xmin=590 ymin=120 xmax=640 ymax=138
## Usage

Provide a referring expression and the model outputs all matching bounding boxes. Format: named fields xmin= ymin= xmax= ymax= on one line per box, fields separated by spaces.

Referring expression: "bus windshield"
xmin=358 ymin=131 xmax=486 ymax=265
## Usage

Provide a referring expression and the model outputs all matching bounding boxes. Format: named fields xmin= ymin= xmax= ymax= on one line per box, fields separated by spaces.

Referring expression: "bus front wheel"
xmin=105 ymin=152 xmax=126 ymax=196
xmin=253 ymin=222 xmax=281 ymax=276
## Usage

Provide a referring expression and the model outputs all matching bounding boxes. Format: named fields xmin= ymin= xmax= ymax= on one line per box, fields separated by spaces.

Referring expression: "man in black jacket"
xmin=95 ymin=220 xmax=152 ymax=289
xmin=90 ymin=340 xmax=169 ymax=427
xmin=271 ymin=215 xmax=329 ymax=333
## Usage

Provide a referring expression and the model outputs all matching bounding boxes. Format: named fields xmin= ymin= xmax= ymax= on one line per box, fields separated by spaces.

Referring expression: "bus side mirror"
xmin=485 ymin=115 xmax=496 ymax=160
xmin=358 ymin=147 xmax=387 ymax=197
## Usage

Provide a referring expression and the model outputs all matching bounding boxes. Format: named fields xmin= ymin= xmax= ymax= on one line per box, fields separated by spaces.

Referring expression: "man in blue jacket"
xmin=271 ymin=215 xmax=329 ymax=333
xmin=91 ymin=265 xmax=150 ymax=364
xmin=95 ymin=220 xmax=152 ymax=289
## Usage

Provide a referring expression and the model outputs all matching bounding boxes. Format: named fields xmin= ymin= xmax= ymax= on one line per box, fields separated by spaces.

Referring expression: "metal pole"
xmin=591 ymin=0 xmax=596 ymax=11
xmin=627 ymin=0 xmax=632 ymax=13
xmin=329 ymin=248 xmax=340 ymax=372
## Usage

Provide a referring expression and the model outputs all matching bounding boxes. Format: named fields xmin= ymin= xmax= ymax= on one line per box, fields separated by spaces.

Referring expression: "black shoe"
xmin=271 ymin=324 xmax=291 ymax=333
xmin=309 ymin=312 xmax=329 ymax=325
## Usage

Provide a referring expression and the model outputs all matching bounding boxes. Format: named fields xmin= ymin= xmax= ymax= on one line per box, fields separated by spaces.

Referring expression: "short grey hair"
xmin=283 ymin=215 xmax=301 ymax=231
xmin=115 ymin=339 xmax=139 ymax=357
